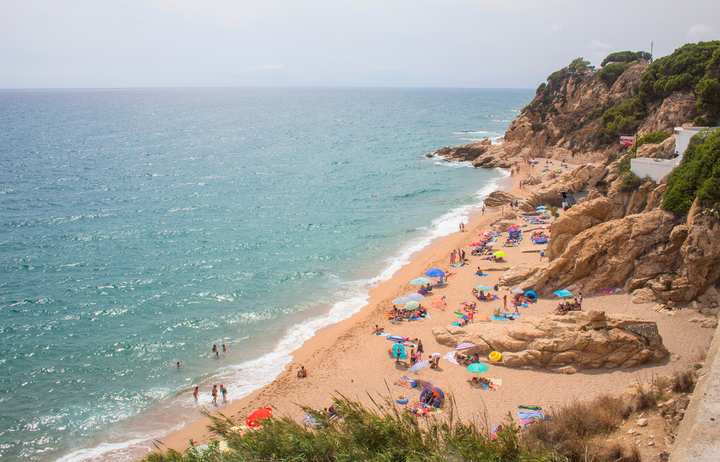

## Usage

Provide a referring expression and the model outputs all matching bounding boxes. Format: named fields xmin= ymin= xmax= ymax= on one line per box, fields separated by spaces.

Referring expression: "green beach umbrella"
xmin=493 ymin=251 xmax=507 ymax=258
xmin=467 ymin=362 xmax=489 ymax=378
xmin=404 ymin=300 xmax=420 ymax=311
xmin=410 ymin=277 xmax=432 ymax=285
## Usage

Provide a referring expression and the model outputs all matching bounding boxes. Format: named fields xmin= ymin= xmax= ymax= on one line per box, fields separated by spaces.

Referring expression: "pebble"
xmin=637 ymin=418 xmax=649 ymax=427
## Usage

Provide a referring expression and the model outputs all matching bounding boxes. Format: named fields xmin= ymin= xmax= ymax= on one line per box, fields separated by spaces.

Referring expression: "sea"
xmin=0 ymin=87 xmax=533 ymax=461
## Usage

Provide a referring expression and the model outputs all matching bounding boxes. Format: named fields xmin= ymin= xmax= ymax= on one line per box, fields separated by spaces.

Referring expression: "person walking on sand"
xmin=211 ymin=385 xmax=218 ymax=404
xmin=193 ymin=386 xmax=199 ymax=401
xmin=482 ymin=205 xmax=485 ymax=215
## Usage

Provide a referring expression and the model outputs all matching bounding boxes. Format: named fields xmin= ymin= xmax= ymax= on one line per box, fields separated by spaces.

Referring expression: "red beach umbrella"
xmin=246 ymin=407 xmax=273 ymax=427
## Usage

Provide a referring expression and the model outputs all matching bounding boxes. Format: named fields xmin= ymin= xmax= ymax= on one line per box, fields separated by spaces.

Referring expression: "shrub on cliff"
xmin=662 ymin=128 xmax=720 ymax=213
xmin=598 ymin=62 xmax=629 ymax=87
xmin=598 ymin=41 xmax=720 ymax=145
xmin=601 ymin=50 xmax=651 ymax=67
xmin=629 ymin=130 xmax=672 ymax=156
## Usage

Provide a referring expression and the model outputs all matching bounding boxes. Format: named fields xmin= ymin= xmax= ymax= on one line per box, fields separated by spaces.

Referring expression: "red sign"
xmin=620 ymin=136 xmax=634 ymax=146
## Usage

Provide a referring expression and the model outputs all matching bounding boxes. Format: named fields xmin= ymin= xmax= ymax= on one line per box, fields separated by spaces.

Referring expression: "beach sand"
xmin=158 ymin=161 xmax=713 ymax=454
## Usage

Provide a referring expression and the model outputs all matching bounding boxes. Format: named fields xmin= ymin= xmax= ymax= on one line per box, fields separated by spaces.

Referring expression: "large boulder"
xmin=521 ymin=209 xmax=680 ymax=296
xmin=546 ymin=197 xmax=615 ymax=260
xmin=433 ymin=311 xmax=669 ymax=373
xmin=429 ymin=141 xmax=491 ymax=162
xmin=483 ymin=190 xmax=517 ymax=207
xmin=499 ymin=262 xmax=543 ymax=287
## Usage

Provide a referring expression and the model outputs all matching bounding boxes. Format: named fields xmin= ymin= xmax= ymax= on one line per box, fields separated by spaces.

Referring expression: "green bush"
xmin=619 ymin=172 xmax=644 ymax=192
xmin=601 ymin=50 xmax=651 ymax=67
xmin=630 ymin=130 xmax=672 ymax=156
xmin=598 ymin=62 xmax=629 ymax=86
xmin=662 ymin=128 xmax=720 ymax=213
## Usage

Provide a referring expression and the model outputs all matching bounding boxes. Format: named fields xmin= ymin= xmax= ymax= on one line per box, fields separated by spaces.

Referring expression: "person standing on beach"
xmin=211 ymin=385 xmax=218 ymax=404
xmin=220 ymin=384 xmax=227 ymax=403
xmin=482 ymin=205 xmax=485 ymax=214
xmin=503 ymin=295 xmax=508 ymax=311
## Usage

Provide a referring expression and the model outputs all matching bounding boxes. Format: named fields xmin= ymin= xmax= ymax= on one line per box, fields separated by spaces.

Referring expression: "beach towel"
xmin=518 ymin=410 xmax=545 ymax=426
xmin=451 ymin=262 xmax=465 ymax=267
xmin=652 ymin=303 xmax=677 ymax=315
xmin=443 ymin=351 xmax=459 ymax=365
xmin=490 ymin=316 xmax=509 ymax=322
xmin=491 ymin=295 xmax=500 ymax=300
xmin=394 ymin=380 xmax=414 ymax=389
xmin=475 ymin=274 xmax=489 ymax=277
xmin=518 ymin=405 xmax=542 ymax=410
xmin=301 ymin=414 xmax=318 ymax=426
xmin=475 ymin=316 xmax=491 ymax=322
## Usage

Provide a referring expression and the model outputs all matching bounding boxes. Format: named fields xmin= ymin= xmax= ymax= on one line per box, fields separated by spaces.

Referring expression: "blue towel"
xmin=475 ymin=274 xmax=489 ymax=277
xmin=490 ymin=316 xmax=508 ymax=321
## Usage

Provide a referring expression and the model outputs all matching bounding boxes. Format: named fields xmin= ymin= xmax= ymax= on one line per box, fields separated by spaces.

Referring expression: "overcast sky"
xmin=1 ymin=0 xmax=718 ymax=89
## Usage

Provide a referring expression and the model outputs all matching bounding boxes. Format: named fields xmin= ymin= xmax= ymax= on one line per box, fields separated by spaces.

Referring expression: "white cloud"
xmin=551 ymin=22 xmax=563 ymax=31
xmin=685 ymin=24 xmax=716 ymax=42
xmin=589 ymin=40 xmax=612 ymax=50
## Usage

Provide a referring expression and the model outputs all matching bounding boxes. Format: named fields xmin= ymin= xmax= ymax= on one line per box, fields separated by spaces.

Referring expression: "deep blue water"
xmin=0 ymin=87 xmax=532 ymax=461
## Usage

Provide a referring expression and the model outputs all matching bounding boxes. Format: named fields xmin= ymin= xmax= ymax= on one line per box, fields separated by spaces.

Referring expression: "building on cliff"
xmin=630 ymin=127 xmax=709 ymax=182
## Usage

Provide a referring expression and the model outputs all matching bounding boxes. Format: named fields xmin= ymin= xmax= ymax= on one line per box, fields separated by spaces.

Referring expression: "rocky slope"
xmin=430 ymin=48 xmax=720 ymax=309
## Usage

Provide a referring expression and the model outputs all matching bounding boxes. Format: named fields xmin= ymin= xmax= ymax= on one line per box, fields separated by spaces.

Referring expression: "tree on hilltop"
xmin=601 ymin=51 xmax=651 ymax=67
xmin=569 ymin=57 xmax=594 ymax=72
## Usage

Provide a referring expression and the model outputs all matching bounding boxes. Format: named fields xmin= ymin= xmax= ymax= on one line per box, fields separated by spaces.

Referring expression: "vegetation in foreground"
xmin=141 ymin=367 xmax=703 ymax=462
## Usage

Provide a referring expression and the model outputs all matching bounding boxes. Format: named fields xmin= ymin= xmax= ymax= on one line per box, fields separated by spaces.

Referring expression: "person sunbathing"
xmin=475 ymin=267 xmax=484 ymax=276
xmin=372 ymin=325 xmax=385 ymax=335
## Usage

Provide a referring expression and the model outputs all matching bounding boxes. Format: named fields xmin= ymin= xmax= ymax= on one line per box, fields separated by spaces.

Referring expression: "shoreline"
xmin=155 ymin=159 xmax=714 ymax=458
xmin=155 ymin=164 xmax=518 ymax=453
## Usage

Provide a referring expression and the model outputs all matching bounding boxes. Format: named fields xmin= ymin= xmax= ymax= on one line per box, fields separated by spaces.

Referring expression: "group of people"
xmin=193 ymin=384 xmax=228 ymax=404
xmin=418 ymin=284 xmax=433 ymax=295
xmin=450 ymin=249 xmax=466 ymax=265
xmin=554 ymin=294 xmax=583 ymax=315
xmin=388 ymin=305 xmax=429 ymax=322
xmin=454 ymin=351 xmax=481 ymax=366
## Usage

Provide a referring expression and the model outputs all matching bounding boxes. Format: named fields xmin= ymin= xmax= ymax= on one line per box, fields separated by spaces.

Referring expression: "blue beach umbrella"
xmin=524 ymin=291 xmax=537 ymax=301
xmin=425 ymin=268 xmax=446 ymax=277
xmin=554 ymin=289 xmax=573 ymax=299
xmin=410 ymin=277 xmax=432 ymax=286
xmin=387 ymin=335 xmax=406 ymax=342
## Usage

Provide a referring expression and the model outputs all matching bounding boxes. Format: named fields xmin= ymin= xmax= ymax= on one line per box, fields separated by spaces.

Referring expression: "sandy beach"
xmin=158 ymin=160 xmax=714 ymax=454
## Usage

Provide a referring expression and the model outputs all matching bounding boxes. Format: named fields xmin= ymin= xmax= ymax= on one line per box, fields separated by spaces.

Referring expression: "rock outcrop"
xmin=483 ymin=190 xmax=517 ymax=207
xmin=521 ymin=209 xmax=680 ymax=296
xmin=433 ymin=311 xmax=669 ymax=374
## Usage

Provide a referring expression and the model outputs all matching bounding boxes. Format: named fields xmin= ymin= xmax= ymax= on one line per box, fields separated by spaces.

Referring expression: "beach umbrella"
xmin=410 ymin=277 xmax=432 ymax=285
xmin=467 ymin=362 xmax=489 ymax=378
xmin=387 ymin=335 xmax=406 ymax=342
xmin=484 ymin=242 xmax=498 ymax=247
xmin=409 ymin=360 xmax=430 ymax=373
xmin=475 ymin=285 xmax=492 ymax=291
xmin=493 ymin=251 xmax=507 ymax=258
xmin=456 ymin=342 xmax=475 ymax=351
xmin=511 ymin=288 xmax=525 ymax=294
xmin=536 ymin=205 xmax=548 ymax=209
xmin=393 ymin=296 xmax=411 ymax=305
xmin=404 ymin=300 xmax=419 ymax=311
xmin=246 ymin=407 xmax=273 ymax=427
xmin=479 ymin=231 xmax=492 ymax=237
xmin=467 ymin=362 xmax=489 ymax=374
xmin=407 ymin=293 xmax=424 ymax=302
xmin=537 ymin=225 xmax=550 ymax=229
xmin=425 ymin=268 xmax=446 ymax=277
xmin=470 ymin=241 xmax=484 ymax=246
xmin=555 ymin=167 xmax=563 ymax=172
xmin=508 ymin=224 xmax=520 ymax=230
xmin=431 ymin=298 xmax=446 ymax=310
xmin=554 ymin=289 xmax=573 ymax=299
xmin=524 ymin=290 xmax=537 ymax=301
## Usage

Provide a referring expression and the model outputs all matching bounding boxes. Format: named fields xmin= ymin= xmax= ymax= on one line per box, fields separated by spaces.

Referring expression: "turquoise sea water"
xmin=0 ymin=87 xmax=533 ymax=461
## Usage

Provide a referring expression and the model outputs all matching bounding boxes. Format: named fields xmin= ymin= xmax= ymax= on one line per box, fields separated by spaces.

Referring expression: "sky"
xmin=1 ymin=0 xmax=718 ymax=89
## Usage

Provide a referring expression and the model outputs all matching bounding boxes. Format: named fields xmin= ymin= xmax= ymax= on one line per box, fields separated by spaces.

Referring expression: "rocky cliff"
xmin=432 ymin=44 xmax=720 ymax=309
